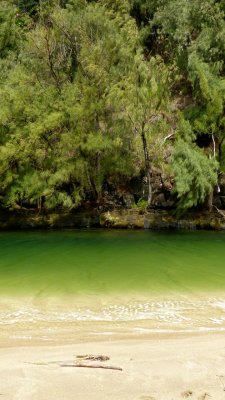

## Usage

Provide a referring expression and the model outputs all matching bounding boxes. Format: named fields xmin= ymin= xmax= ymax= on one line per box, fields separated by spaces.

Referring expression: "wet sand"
xmin=1 ymin=332 xmax=225 ymax=400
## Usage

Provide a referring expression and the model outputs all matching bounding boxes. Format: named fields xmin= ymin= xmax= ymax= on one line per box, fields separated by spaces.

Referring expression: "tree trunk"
xmin=205 ymin=191 xmax=213 ymax=212
xmin=141 ymin=128 xmax=152 ymax=206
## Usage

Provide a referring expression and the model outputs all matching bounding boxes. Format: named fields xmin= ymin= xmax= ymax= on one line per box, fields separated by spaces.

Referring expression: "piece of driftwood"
xmin=24 ymin=355 xmax=120 ymax=371
xmin=60 ymin=363 xmax=122 ymax=371
xmin=75 ymin=355 xmax=110 ymax=362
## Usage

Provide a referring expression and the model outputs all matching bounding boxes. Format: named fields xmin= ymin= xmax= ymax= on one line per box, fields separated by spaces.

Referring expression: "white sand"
xmin=1 ymin=332 xmax=225 ymax=400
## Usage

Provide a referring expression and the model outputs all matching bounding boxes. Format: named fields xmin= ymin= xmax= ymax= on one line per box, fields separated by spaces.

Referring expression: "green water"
xmin=0 ymin=229 xmax=225 ymax=296
xmin=1 ymin=229 xmax=225 ymax=341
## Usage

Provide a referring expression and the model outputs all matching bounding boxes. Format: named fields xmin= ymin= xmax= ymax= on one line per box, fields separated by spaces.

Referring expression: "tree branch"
xmin=162 ymin=132 xmax=175 ymax=144
xmin=212 ymin=134 xmax=216 ymax=157
xmin=60 ymin=363 xmax=122 ymax=371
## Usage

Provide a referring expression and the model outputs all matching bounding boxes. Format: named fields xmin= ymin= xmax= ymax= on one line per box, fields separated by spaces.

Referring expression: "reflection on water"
xmin=0 ymin=229 xmax=225 ymax=343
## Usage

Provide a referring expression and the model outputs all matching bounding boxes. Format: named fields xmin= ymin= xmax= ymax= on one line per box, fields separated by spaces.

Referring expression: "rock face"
xmin=0 ymin=208 xmax=223 ymax=230
xmin=100 ymin=209 xmax=225 ymax=230
xmin=0 ymin=208 xmax=225 ymax=230
xmin=0 ymin=209 xmax=100 ymax=230
xmin=127 ymin=170 xmax=225 ymax=212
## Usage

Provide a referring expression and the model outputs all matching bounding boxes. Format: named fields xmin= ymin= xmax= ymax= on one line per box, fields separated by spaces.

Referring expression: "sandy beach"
xmin=1 ymin=332 xmax=225 ymax=400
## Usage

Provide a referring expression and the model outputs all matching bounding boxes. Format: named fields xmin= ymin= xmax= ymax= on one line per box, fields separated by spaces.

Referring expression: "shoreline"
xmin=1 ymin=293 xmax=225 ymax=342
xmin=2 ymin=292 xmax=225 ymax=348
xmin=1 ymin=332 xmax=225 ymax=399
xmin=0 ymin=208 xmax=224 ymax=230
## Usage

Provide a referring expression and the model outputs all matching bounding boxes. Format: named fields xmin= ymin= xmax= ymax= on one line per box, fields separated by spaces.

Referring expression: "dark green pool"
xmin=0 ymin=229 xmax=224 ymax=296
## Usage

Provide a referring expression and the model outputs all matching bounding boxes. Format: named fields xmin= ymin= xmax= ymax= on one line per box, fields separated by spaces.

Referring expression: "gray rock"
xmin=152 ymin=193 xmax=166 ymax=207
xmin=122 ymin=193 xmax=135 ymax=208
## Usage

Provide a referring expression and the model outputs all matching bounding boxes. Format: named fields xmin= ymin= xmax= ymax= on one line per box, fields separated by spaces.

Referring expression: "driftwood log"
xmin=60 ymin=363 xmax=122 ymax=371
xmin=26 ymin=355 xmax=122 ymax=371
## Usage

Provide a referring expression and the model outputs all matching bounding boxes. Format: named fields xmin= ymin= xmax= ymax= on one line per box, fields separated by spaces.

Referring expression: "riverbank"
xmin=1 ymin=333 xmax=225 ymax=400
xmin=0 ymin=208 xmax=225 ymax=230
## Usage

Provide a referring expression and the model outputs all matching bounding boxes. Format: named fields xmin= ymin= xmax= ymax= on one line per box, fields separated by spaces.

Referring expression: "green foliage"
xmin=172 ymin=139 xmax=218 ymax=211
xmin=0 ymin=0 xmax=143 ymax=210
xmin=15 ymin=0 xmax=39 ymax=15
xmin=136 ymin=198 xmax=148 ymax=212
xmin=0 ymin=0 xmax=21 ymax=80
xmin=0 ymin=1 xmax=19 ymax=57
xmin=0 ymin=0 xmax=224 ymax=213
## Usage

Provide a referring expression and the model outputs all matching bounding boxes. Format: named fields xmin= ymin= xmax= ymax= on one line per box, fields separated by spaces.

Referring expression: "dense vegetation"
xmin=0 ymin=0 xmax=225 ymax=214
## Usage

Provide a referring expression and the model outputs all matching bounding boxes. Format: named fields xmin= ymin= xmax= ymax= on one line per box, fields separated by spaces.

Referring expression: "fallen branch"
xmin=60 ymin=363 xmax=122 ymax=371
xmin=25 ymin=355 xmax=120 ymax=371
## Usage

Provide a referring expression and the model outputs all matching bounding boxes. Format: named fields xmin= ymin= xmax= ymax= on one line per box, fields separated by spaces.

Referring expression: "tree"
xmin=108 ymin=52 xmax=171 ymax=205
xmin=0 ymin=0 xmax=224 ymax=214
xmin=0 ymin=0 xmax=20 ymax=83
xmin=172 ymin=138 xmax=218 ymax=212
xmin=0 ymin=0 xmax=145 ymax=209
xmin=146 ymin=0 xmax=225 ymax=211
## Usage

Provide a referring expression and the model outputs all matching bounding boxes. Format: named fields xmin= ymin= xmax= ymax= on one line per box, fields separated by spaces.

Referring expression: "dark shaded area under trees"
xmin=1 ymin=0 xmax=225 ymax=218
